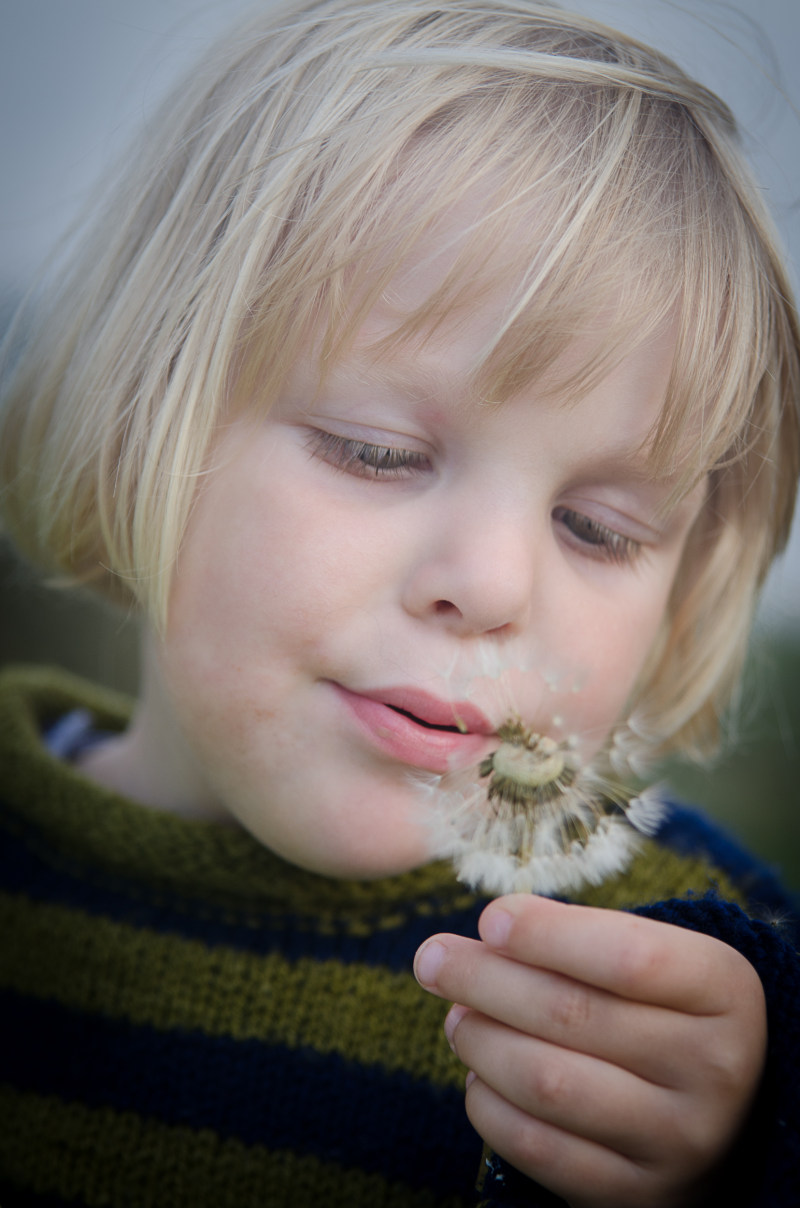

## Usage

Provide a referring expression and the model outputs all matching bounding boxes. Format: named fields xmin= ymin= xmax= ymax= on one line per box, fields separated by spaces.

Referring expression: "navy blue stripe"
xmin=0 ymin=989 xmax=479 ymax=1199
xmin=0 ymin=1184 xmax=85 ymax=1208
xmin=656 ymin=801 xmax=799 ymax=929
xmin=0 ymin=820 xmax=482 ymax=969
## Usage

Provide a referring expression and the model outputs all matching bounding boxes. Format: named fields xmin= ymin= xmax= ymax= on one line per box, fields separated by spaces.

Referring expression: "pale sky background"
xmin=1 ymin=0 xmax=799 ymax=628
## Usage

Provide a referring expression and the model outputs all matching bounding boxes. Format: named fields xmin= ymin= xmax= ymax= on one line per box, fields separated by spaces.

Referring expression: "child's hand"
xmin=414 ymin=895 xmax=767 ymax=1208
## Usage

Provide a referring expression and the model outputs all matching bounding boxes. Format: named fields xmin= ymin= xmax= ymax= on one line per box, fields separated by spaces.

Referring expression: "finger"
xmin=415 ymin=932 xmax=703 ymax=1084
xmin=479 ymin=895 xmax=749 ymax=1013
xmin=448 ymin=1006 xmax=670 ymax=1161
xmin=463 ymin=1074 xmax=661 ymax=1208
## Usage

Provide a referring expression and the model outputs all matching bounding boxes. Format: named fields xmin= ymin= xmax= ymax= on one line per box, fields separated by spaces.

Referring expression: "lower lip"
xmin=331 ymin=684 xmax=491 ymax=774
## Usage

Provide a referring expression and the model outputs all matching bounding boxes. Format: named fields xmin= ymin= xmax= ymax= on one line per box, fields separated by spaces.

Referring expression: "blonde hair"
xmin=1 ymin=0 xmax=798 ymax=762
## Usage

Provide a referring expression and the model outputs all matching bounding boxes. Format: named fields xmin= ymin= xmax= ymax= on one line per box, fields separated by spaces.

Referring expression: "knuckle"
xmin=705 ymin=1036 xmax=746 ymax=1090
xmin=528 ymin=1055 xmax=572 ymax=1113
xmin=611 ymin=928 xmax=661 ymax=991
xmin=660 ymin=1095 xmax=723 ymax=1176
xmin=515 ymin=1126 xmax=559 ymax=1176
xmin=693 ymin=1015 xmax=760 ymax=1097
xmin=705 ymin=1042 xmax=763 ymax=1120
xmin=464 ymin=1075 xmax=561 ymax=1177
xmin=501 ymin=1113 xmax=560 ymax=1178
xmin=548 ymin=975 xmax=592 ymax=1033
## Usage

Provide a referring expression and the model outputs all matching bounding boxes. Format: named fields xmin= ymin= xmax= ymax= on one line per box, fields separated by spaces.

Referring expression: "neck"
xmin=77 ymin=629 xmax=230 ymax=822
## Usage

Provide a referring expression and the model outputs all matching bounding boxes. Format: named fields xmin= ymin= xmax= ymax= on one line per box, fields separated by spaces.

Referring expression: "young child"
xmin=1 ymin=1 xmax=798 ymax=1205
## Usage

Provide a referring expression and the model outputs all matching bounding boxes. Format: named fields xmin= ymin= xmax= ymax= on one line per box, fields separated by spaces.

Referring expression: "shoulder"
xmin=571 ymin=796 xmax=798 ymax=933
xmin=652 ymin=800 xmax=798 ymax=929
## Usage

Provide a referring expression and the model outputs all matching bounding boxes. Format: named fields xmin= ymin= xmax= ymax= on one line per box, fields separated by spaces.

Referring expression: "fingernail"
xmin=481 ymin=907 xmax=512 ymax=949
xmin=414 ymin=939 xmax=446 ymax=987
xmin=444 ymin=1003 xmax=468 ymax=1052
xmin=465 ymin=1070 xmax=477 ymax=1091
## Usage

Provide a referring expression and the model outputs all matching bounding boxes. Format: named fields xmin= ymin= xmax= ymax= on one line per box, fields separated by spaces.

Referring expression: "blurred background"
xmin=1 ymin=0 xmax=799 ymax=887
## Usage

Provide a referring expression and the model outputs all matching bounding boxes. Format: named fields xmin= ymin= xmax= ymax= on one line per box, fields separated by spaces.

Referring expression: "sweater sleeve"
xmin=634 ymin=895 xmax=800 ymax=1208
xmin=474 ymin=893 xmax=800 ymax=1208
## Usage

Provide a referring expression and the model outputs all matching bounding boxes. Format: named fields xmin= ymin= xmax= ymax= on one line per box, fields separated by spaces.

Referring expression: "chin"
xmin=285 ymin=838 xmax=434 ymax=882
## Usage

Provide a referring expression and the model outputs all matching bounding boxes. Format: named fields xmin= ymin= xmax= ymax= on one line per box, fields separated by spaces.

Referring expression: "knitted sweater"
xmin=0 ymin=666 xmax=798 ymax=1208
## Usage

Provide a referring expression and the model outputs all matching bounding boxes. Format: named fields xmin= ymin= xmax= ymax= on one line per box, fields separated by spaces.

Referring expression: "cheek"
xmin=167 ymin=479 xmax=330 ymax=660
xmin=159 ymin=448 xmax=402 ymax=732
xmin=546 ymin=588 xmax=671 ymax=747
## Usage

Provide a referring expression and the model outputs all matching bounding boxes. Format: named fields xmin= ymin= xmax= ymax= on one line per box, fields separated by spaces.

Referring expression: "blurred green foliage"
xmin=658 ymin=634 xmax=800 ymax=892
xmin=0 ymin=541 xmax=139 ymax=694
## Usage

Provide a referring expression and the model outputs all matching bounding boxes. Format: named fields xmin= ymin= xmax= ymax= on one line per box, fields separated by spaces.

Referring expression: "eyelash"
xmin=307 ymin=431 xmax=642 ymax=566
xmin=306 ymin=430 xmax=430 ymax=478
xmin=554 ymin=507 xmax=641 ymax=566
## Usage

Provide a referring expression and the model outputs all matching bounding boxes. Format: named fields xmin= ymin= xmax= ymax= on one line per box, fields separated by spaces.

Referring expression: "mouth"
xmin=367 ymin=686 xmax=496 ymax=736
xmin=330 ymin=683 xmax=495 ymax=773
xmin=384 ymin=705 xmax=464 ymax=732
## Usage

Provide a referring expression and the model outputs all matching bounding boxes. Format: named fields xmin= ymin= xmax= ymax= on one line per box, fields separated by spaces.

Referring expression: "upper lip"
xmin=352 ymin=685 xmax=496 ymax=735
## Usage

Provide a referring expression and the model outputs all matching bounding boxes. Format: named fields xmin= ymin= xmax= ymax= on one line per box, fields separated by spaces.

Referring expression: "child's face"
xmin=153 ymin=230 xmax=704 ymax=879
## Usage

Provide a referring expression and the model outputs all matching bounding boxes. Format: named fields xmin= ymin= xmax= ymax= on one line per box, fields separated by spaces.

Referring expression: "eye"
xmin=554 ymin=506 xmax=642 ymax=566
xmin=306 ymin=430 xmax=432 ymax=479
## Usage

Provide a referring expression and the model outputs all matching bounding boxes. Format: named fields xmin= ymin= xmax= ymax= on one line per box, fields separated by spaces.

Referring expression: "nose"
xmin=401 ymin=489 xmax=539 ymax=637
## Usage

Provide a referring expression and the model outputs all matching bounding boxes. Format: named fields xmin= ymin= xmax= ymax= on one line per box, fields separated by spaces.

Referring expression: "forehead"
xmin=248 ymin=156 xmax=739 ymax=495
xmin=337 ymin=189 xmax=673 ymax=384
xmin=350 ymin=299 xmax=677 ymax=423
xmin=321 ymin=199 xmax=679 ymax=440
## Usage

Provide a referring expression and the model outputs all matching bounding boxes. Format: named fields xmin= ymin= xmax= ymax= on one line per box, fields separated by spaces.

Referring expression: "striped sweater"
xmin=0 ymin=666 xmax=798 ymax=1207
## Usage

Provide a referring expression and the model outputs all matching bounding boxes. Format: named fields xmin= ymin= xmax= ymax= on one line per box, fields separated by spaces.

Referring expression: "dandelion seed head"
xmin=415 ymin=642 xmax=667 ymax=898
xmin=419 ymin=651 xmax=667 ymax=897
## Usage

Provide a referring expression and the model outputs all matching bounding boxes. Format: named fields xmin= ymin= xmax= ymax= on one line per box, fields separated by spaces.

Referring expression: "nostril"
xmin=434 ymin=599 xmax=459 ymax=615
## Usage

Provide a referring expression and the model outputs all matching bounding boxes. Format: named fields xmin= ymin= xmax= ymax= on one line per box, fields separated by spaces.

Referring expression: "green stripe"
xmin=0 ymin=1085 xmax=467 ymax=1208
xmin=572 ymin=839 xmax=748 ymax=911
xmin=0 ymin=841 xmax=745 ymax=1095
xmin=0 ymin=893 xmax=461 ymax=1087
